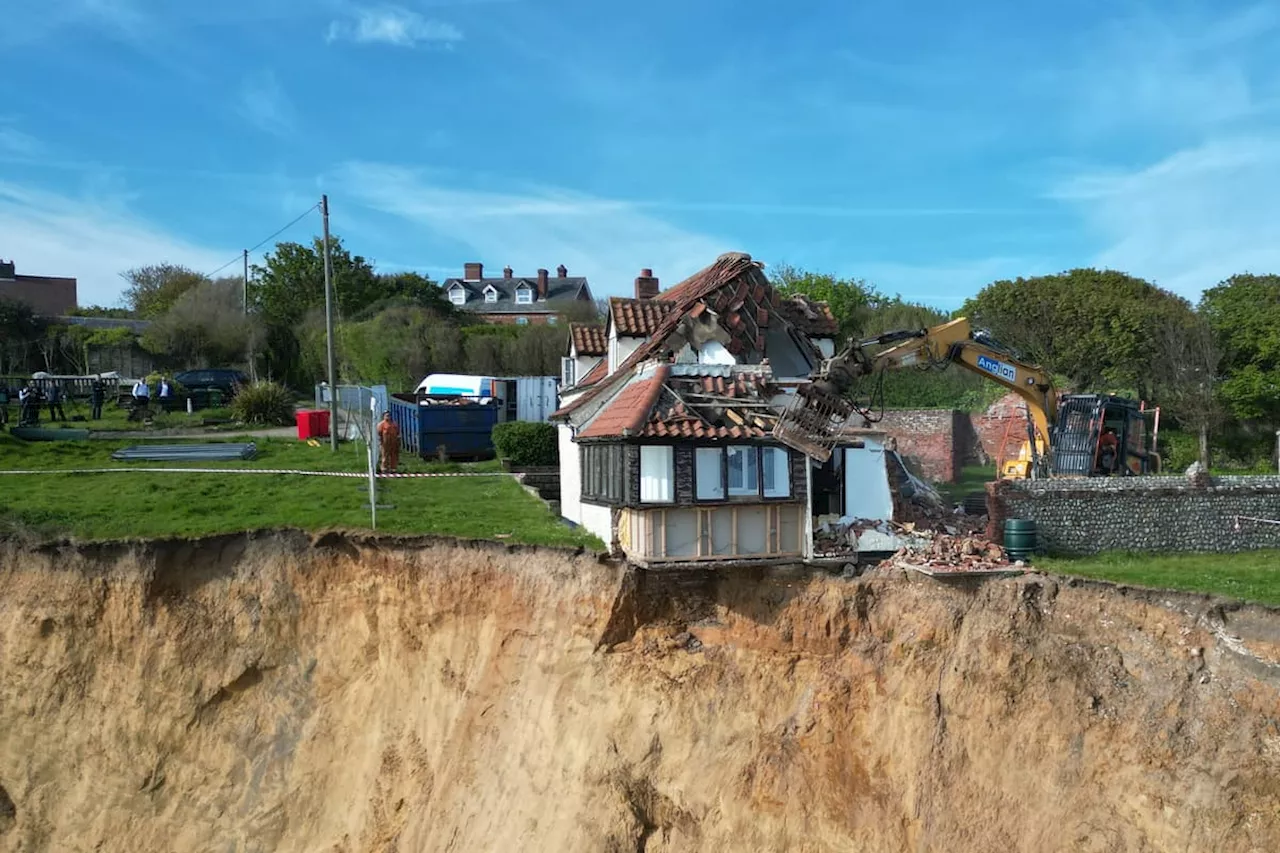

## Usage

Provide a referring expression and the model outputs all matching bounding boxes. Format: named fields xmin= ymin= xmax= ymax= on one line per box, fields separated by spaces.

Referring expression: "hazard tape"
xmin=0 ymin=467 xmax=510 ymax=479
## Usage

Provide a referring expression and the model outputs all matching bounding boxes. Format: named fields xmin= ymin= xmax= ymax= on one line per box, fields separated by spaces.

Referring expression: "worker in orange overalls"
xmin=376 ymin=411 xmax=401 ymax=473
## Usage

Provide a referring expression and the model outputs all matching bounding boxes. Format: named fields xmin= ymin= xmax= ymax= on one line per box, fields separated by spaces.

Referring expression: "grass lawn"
xmin=936 ymin=465 xmax=996 ymax=506
xmin=16 ymin=399 xmax=242 ymax=433
xmin=1039 ymin=551 xmax=1280 ymax=607
xmin=0 ymin=434 xmax=602 ymax=550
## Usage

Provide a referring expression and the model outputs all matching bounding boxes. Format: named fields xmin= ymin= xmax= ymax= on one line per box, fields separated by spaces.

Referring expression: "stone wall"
xmin=988 ymin=474 xmax=1280 ymax=555
xmin=876 ymin=409 xmax=970 ymax=483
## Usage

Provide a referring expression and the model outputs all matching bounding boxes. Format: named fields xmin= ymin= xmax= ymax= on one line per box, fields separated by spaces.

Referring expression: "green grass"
xmin=0 ymin=435 xmax=600 ymax=549
xmin=935 ymin=465 xmax=996 ymax=506
xmin=1039 ymin=551 xmax=1280 ymax=607
xmin=13 ymin=399 xmax=242 ymax=433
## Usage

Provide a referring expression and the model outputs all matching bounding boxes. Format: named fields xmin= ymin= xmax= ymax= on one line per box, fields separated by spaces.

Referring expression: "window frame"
xmin=448 ymin=285 xmax=466 ymax=305
xmin=694 ymin=445 xmax=792 ymax=502
xmin=639 ymin=445 xmax=674 ymax=504
xmin=515 ymin=317 xmax=530 ymax=326
xmin=515 ymin=285 xmax=533 ymax=305
xmin=483 ymin=285 xmax=499 ymax=304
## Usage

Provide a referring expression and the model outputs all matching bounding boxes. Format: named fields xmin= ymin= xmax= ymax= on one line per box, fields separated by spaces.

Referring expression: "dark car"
xmin=173 ymin=368 xmax=249 ymax=403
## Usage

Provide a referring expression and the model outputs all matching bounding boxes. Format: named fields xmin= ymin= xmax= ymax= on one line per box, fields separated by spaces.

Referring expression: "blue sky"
xmin=2 ymin=0 xmax=1279 ymax=308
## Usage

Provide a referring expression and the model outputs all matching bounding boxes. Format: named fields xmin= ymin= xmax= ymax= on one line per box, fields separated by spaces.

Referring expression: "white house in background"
xmin=551 ymin=251 xmax=925 ymax=567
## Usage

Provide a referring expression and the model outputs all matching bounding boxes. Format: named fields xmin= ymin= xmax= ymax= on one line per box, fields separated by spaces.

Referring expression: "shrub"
xmin=230 ymin=381 xmax=295 ymax=426
xmin=144 ymin=373 xmax=187 ymax=396
xmin=492 ymin=421 xmax=558 ymax=466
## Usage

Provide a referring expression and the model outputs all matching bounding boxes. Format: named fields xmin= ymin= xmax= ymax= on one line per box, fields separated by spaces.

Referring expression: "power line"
xmin=203 ymin=202 xmax=322 ymax=279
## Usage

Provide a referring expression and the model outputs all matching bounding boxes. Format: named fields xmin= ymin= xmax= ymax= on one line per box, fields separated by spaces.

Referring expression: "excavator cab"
xmin=1049 ymin=394 xmax=1160 ymax=477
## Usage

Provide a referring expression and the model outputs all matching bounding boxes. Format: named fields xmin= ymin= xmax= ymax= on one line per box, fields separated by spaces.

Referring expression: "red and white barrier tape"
xmin=0 ymin=467 xmax=509 ymax=479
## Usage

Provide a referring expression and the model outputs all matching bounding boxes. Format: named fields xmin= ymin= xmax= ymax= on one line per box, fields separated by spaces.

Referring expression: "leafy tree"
xmin=1199 ymin=273 xmax=1280 ymax=423
xmin=860 ymin=295 xmax=989 ymax=410
xmin=961 ymin=268 xmax=1194 ymax=394
xmin=120 ymin=263 xmax=206 ymax=319
xmin=770 ymin=263 xmax=876 ymax=342
xmin=0 ymin=298 xmax=46 ymax=375
xmin=67 ymin=305 xmax=136 ymax=319
xmin=141 ymin=279 xmax=262 ymax=368
xmin=1149 ymin=313 xmax=1223 ymax=469
xmin=251 ymin=236 xmax=380 ymax=325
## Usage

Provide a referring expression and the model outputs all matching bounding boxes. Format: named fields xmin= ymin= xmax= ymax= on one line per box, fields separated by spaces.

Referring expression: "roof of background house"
xmin=578 ymin=363 xmax=781 ymax=440
xmin=553 ymin=251 xmax=817 ymax=419
xmin=56 ymin=315 xmax=151 ymax=334
xmin=609 ymin=296 xmax=675 ymax=337
xmin=570 ymin=323 xmax=607 ymax=356
xmin=443 ymin=275 xmax=589 ymax=314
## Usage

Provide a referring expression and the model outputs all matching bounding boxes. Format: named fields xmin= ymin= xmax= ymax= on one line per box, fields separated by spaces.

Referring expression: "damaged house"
xmin=551 ymin=252 xmax=938 ymax=567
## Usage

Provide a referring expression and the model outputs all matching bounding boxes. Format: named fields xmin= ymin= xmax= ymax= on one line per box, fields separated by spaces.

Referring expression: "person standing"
xmin=18 ymin=383 xmax=35 ymax=426
xmin=131 ymin=377 xmax=151 ymax=421
xmin=90 ymin=379 xmax=105 ymax=421
xmin=47 ymin=382 xmax=66 ymax=422
xmin=376 ymin=411 xmax=401 ymax=474
xmin=158 ymin=376 xmax=172 ymax=411
xmin=0 ymin=384 xmax=8 ymax=427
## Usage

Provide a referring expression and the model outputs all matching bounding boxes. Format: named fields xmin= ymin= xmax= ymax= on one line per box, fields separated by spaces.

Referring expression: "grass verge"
xmin=0 ymin=435 xmax=599 ymax=550
xmin=1039 ymin=551 xmax=1280 ymax=607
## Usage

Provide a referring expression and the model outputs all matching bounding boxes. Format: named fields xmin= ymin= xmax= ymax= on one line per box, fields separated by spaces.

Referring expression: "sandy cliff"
xmin=1 ymin=532 xmax=1278 ymax=852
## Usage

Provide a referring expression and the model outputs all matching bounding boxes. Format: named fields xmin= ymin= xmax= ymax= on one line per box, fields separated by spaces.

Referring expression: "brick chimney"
xmin=536 ymin=268 xmax=549 ymax=299
xmin=635 ymin=268 xmax=659 ymax=300
xmin=0 ymin=260 xmax=14 ymax=280
xmin=503 ymin=266 xmax=513 ymax=279
xmin=557 ymin=264 xmax=567 ymax=278
xmin=463 ymin=262 xmax=483 ymax=281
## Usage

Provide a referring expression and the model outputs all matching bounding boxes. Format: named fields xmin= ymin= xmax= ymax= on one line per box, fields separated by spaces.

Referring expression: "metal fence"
xmin=314 ymin=384 xmax=388 ymax=442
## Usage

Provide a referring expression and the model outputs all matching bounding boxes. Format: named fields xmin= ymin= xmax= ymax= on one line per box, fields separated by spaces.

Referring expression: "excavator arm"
xmin=773 ymin=316 xmax=1057 ymax=469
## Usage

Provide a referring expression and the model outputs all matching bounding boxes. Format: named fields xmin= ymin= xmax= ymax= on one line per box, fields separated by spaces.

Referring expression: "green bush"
xmin=492 ymin=421 xmax=558 ymax=466
xmin=230 ymin=381 xmax=295 ymax=426
xmin=144 ymin=373 xmax=187 ymax=396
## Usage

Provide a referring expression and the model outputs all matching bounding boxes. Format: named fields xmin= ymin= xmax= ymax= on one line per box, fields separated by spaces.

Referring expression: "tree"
xmin=770 ymin=263 xmax=876 ymax=342
xmin=961 ymin=269 xmax=1194 ymax=394
xmin=1149 ymin=313 xmax=1223 ymax=469
xmin=860 ymin=295 xmax=990 ymax=410
xmin=0 ymin=298 xmax=46 ymax=375
xmin=251 ymin=236 xmax=380 ymax=325
xmin=121 ymin=263 xmax=206 ymax=319
xmin=1199 ymin=273 xmax=1280 ymax=423
xmin=141 ymin=279 xmax=263 ymax=368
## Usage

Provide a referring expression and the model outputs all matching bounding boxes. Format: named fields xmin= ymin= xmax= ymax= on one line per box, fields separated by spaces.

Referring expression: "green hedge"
xmin=492 ymin=421 xmax=558 ymax=466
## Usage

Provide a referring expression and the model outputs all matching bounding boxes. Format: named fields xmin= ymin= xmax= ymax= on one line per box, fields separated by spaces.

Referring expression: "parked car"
xmin=173 ymin=368 xmax=249 ymax=405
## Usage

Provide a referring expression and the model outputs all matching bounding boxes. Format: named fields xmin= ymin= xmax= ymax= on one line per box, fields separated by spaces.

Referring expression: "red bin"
xmin=296 ymin=409 xmax=331 ymax=440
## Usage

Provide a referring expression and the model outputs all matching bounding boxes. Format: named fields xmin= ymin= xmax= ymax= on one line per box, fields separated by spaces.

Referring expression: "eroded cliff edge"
xmin=1 ymin=531 xmax=1278 ymax=852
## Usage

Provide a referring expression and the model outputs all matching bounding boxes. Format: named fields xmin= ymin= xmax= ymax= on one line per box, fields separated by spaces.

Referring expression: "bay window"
xmin=640 ymin=445 xmax=674 ymax=503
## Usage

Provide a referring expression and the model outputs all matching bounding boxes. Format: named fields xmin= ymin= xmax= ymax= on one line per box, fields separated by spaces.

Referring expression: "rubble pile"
xmin=889 ymin=532 xmax=1011 ymax=572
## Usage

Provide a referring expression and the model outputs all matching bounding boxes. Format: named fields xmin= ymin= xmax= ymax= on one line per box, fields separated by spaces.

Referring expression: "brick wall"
xmin=988 ymin=474 xmax=1280 ymax=555
xmin=477 ymin=313 xmax=561 ymax=326
xmin=0 ymin=276 xmax=77 ymax=316
xmin=876 ymin=409 xmax=964 ymax=483
xmin=970 ymin=392 xmax=1030 ymax=464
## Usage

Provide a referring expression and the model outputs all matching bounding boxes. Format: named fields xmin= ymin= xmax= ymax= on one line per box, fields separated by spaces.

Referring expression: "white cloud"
xmin=237 ymin=70 xmax=295 ymax=136
xmin=1050 ymin=136 xmax=1280 ymax=298
xmin=331 ymin=162 xmax=732 ymax=296
xmin=326 ymin=6 xmax=463 ymax=47
xmin=0 ymin=123 xmax=41 ymax=157
xmin=0 ymin=181 xmax=232 ymax=307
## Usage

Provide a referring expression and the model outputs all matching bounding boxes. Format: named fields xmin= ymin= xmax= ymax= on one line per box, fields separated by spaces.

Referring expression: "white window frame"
xmin=640 ymin=445 xmax=674 ymax=504
xmin=695 ymin=447 xmax=725 ymax=500
xmin=726 ymin=445 xmax=759 ymax=496
xmin=762 ymin=447 xmax=791 ymax=498
xmin=484 ymin=285 xmax=499 ymax=303
xmin=448 ymin=286 xmax=466 ymax=305
xmin=515 ymin=286 xmax=533 ymax=305
xmin=561 ymin=356 xmax=576 ymax=387
xmin=516 ymin=317 xmax=530 ymax=326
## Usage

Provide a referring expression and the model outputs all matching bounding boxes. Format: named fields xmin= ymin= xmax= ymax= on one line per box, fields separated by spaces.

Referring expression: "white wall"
xmin=580 ymin=501 xmax=613 ymax=546
xmin=615 ymin=335 xmax=644 ymax=369
xmin=557 ymin=425 xmax=581 ymax=524
xmin=841 ymin=439 xmax=894 ymax=523
xmin=573 ymin=355 xmax=600 ymax=386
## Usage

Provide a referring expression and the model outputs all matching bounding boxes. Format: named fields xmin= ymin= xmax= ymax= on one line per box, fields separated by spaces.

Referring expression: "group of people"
xmin=129 ymin=375 xmax=173 ymax=420
xmin=0 ymin=379 xmax=109 ymax=427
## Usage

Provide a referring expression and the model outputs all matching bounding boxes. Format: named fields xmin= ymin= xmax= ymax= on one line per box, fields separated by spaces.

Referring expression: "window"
xmin=695 ymin=447 xmax=724 ymax=500
xmin=516 ymin=317 xmax=530 ymax=326
xmin=484 ymin=286 xmax=498 ymax=303
xmin=516 ymin=286 xmax=533 ymax=305
xmin=726 ymin=446 xmax=758 ymax=496
xmin=448 ymin=287 xmax=466 ymax=305
xmin=561 ymin=357 xmax=576 ymax=387
xmin=547 ymin=316 xmax=558 ymax=325
xmin=640 ymin=446 xmax=673 ymax=503
xmin=762 ymin=447 xmax=791 ymax=498
xmin=581 ymin=443 xmax=624 ymax=503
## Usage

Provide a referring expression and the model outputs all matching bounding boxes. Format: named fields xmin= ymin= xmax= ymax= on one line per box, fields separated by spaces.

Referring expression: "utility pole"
xmin=322 ymin=194 xmax=338 ymax=452
xmin=242 ymin=249 xmax=249 ymax=315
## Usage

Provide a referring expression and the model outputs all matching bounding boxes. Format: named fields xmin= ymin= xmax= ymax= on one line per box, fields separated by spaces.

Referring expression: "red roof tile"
xmin=570 ymin=323 xmax=607 ymax=356
xmin=577 ymin=367 xmax=670 ymax=438
xmin=636 ymin=369 xmax=778 ymax=439
xmin=610 ymin=297 xmax=674 ymax=336
xmin=777 ymin=294 xmax=839 ymax=337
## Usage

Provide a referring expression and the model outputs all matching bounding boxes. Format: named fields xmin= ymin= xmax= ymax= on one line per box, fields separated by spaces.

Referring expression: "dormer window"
xmin=515 ymin=285 xmax=533 ymax=305
xmin=483 ymin=285 xmax=499 ymax=303
xmin=448 ymin=285 xmax=466 ymax=305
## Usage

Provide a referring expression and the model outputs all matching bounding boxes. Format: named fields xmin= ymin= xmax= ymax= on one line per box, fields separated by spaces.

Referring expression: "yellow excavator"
xmin=773 ymin=317 xmax=1160 ymax=478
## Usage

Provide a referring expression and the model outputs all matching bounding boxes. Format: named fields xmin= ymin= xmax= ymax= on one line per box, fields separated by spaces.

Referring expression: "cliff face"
xmin=1 ymin=532 xmax=1279 ymax=852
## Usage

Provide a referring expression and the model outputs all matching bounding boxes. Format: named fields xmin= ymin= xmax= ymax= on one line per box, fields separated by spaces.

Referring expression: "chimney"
xmin=634 ymin=268 xmax=659 ymax=300
xmin=503 ymin=265 xmax=513 ymax=279
xmin=557 ymin=264 xmax=567 ymax=278
xmin=0 ymin=259 xmax=14 ymax=280
xmin=463 ymin=262 xmax=483 ymax=281
xmin=536 ymin=268 xmax=549 ymax=299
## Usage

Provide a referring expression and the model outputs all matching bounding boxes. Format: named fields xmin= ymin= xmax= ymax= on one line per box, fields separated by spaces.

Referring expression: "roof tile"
xmin=610 ymin=297 xmax=674 ymax=336
xmin=578 ymin=367 xmax=670 ymax=438
xmin=570 ymin=323 xmax=607 ymax=356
